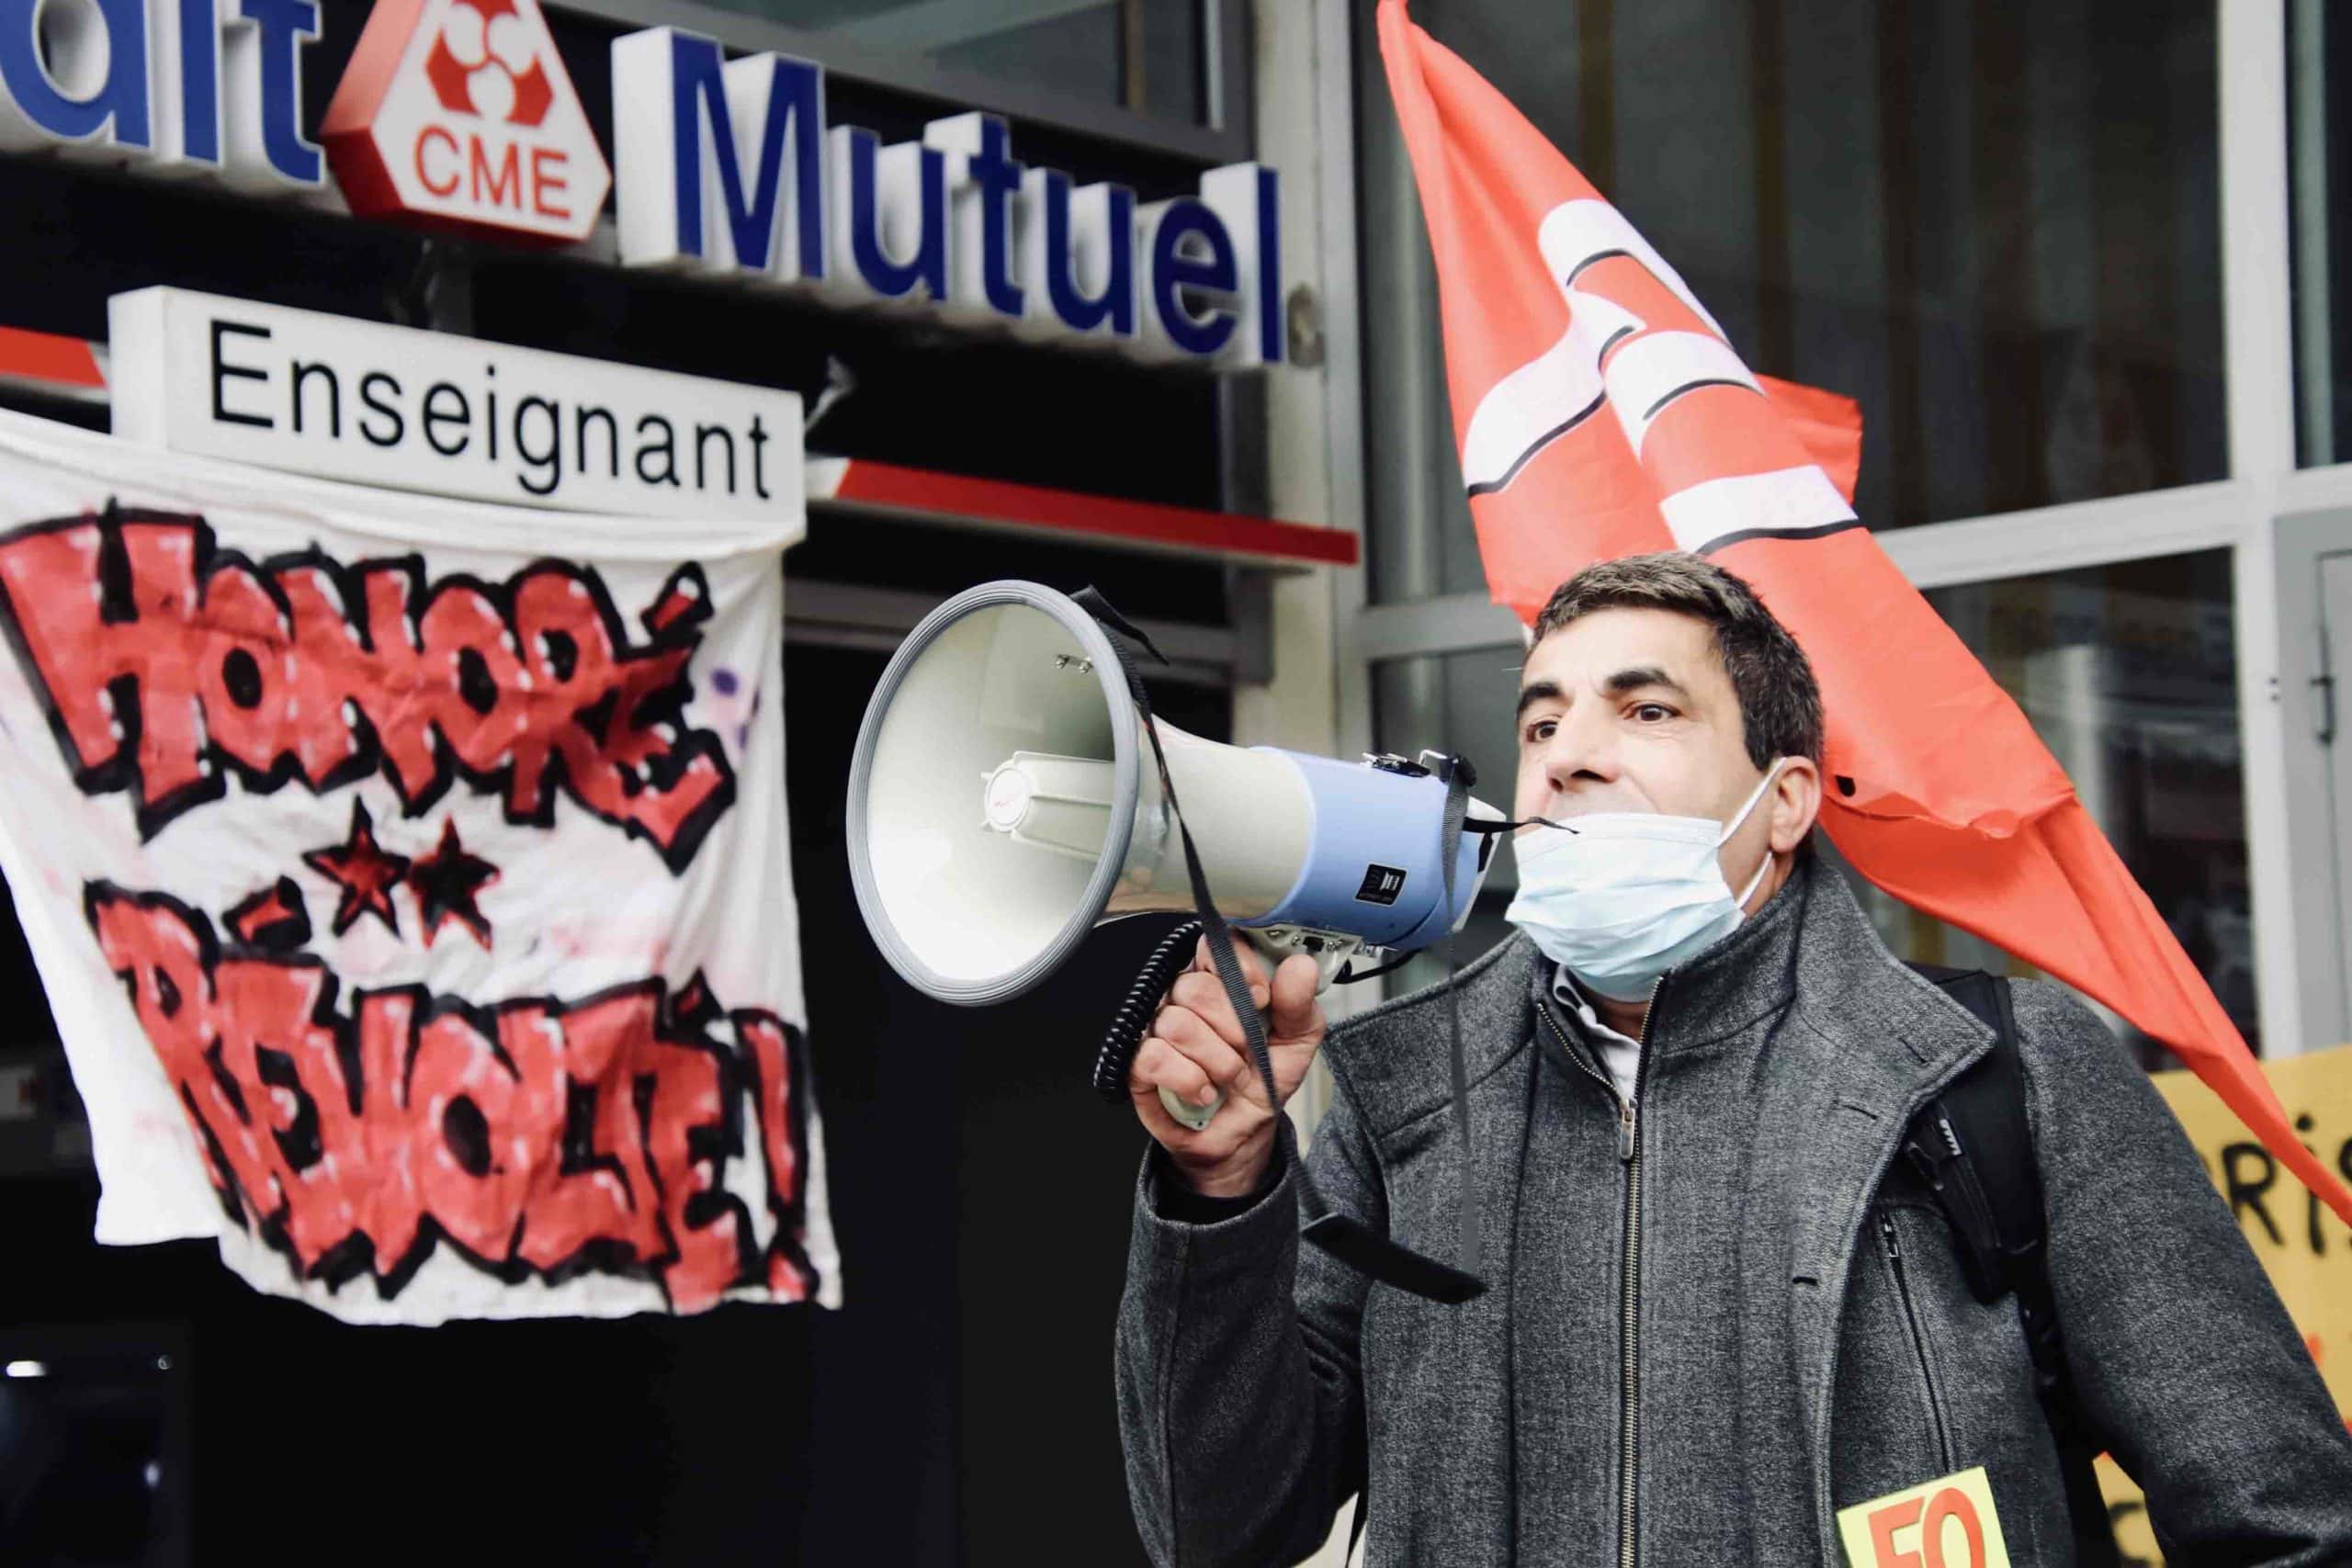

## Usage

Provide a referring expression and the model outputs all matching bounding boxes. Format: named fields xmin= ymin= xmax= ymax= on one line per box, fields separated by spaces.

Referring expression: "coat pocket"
xmin=1878 ymin=1208 xmax=1956 ymax=1473
xmin=1831 ymin=1200 xmax=2072 ymax=1562
xmin=1831 ymin=1201 xmax=1957 ymax=1506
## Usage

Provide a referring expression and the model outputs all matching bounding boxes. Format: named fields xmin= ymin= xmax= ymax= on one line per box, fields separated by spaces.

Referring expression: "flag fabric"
xmin=1375 ymin=0 xmax=2352 ymax=1225
xmin=0 ymin=408 xmax=840 ymax=1321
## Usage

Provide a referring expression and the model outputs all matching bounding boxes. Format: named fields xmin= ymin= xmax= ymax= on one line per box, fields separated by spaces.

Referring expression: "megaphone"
xmin=846 ymin=581 xmax=1504 ymax=1128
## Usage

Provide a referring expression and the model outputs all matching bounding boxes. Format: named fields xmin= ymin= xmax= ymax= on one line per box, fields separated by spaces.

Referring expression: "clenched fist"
xmin=1128 ymin=935 xmax=1327 ymax=1198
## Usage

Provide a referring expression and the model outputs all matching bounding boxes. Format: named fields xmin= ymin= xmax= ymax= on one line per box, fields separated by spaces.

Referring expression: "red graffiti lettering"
xmin=86 ymin=885 xmax=817 ymax=1309
xmin=0 ymin=510 xmax=732 ymax=869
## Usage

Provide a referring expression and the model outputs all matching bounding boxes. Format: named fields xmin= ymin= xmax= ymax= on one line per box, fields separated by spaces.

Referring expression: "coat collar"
xmin=1331 ymin=852 xmax=2000 ymax=1136
xmin=1324 ymin=923 xmax=1542 ymax=1138
xmin=1529 ymin=848 xmax=1815 ymax=1065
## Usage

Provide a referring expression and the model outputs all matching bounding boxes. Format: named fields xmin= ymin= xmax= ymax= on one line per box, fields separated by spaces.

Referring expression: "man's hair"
xmin=1530 ymin=552 xmax=1825 ymax=769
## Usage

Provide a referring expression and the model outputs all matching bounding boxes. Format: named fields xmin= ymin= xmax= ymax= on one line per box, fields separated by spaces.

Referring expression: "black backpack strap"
xmin=1901 ymin=964 xmax=2120 ymax=1568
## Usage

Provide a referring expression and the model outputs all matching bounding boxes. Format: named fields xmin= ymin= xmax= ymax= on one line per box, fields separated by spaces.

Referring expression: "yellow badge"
xmin=1837 ymin=1466 xmax=2011 ymax=1568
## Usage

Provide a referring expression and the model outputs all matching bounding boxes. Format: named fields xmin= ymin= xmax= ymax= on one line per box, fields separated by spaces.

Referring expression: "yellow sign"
xmin=2097 ymin=1041 xmax=2352 ymax=1563
xmin=1838 ymin=1466 xmax=2012 ymax=1568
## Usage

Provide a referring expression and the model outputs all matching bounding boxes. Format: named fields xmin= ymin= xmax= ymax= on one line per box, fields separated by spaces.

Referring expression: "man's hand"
xmin=1128 ymin=936 xmax=1327 ymax=1199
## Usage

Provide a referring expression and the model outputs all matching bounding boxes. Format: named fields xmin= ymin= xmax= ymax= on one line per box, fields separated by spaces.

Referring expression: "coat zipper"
xmin=1537 ymin=977 xmax=1660 ymax=1568
xmin=1878 ymin=1214 xmax=1954 ymax=1472
xmin=1615 ymin=978 xmax=1660 ymax=1568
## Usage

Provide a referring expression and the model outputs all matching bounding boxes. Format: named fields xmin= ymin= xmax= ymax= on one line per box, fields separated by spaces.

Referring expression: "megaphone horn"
xmin=846 ymin=581 xmax=1501 ymax=1029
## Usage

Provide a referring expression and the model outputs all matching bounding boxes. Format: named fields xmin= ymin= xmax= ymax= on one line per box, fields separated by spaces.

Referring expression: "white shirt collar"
xmin=1549 ymin=964 xmax=1642 ymax=1050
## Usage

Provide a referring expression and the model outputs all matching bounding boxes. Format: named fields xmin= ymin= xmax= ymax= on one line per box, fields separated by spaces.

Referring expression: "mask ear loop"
xmin=1724 ymin=760 xmax=1788 ymax=909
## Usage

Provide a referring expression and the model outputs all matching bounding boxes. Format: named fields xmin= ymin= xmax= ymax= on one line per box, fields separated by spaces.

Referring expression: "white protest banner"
xmin=0 ymin=408 xmax=837 ymax=1322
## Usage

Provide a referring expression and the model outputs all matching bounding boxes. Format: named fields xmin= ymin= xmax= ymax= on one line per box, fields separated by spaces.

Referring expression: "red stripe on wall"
xmin=0 ymin=327 xmax=106 ymax=389
xmin=821 ymin=459 xmax=1360 ymax=568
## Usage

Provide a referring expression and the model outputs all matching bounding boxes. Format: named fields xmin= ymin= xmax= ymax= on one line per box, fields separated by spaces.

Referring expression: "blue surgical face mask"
xmin=1502 ymin=761 xmax=1785 ymax=1003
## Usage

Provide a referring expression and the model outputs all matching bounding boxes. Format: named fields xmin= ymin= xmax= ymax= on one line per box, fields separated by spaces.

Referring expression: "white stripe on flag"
xmin=1658 ymin=464 xmax=1858 ymax=553
xmin=1537 ymin=199 xmax=1730 ymax=343
xmin=1603 ymin=331 xmax=1760 ymax=456
xmin=1461 ymin=328 xmax=1605 ymax=493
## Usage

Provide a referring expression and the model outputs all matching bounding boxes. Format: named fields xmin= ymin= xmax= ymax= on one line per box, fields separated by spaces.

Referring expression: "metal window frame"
xmin=1325 ymin=0 xmax=2352 ymax=1056
xmin=546 ymin=0 xmax=1253 ymax=166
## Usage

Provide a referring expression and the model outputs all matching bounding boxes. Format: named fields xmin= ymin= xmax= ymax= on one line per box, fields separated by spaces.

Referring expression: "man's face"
xmin=1512 ymin=606 xmax=1772 ymax=842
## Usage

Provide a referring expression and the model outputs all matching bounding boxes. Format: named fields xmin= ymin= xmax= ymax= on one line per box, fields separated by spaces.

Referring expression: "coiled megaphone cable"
xmin=1094 ymin=925 xmax=1431 ymax=1106
xmin=1094 ymin=919 xmax=1205 ymax=1105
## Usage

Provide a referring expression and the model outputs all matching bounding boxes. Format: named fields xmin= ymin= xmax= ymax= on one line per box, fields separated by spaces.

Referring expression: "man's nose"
xmin=1543 ymin=707 xmax=1620 ymax=793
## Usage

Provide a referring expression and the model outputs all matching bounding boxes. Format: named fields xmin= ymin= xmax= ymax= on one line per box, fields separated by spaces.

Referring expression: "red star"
xmin=410 ymin=818 xmax=499 ymax=950
xmin=303 ymin=801 xmax=411 ymax=937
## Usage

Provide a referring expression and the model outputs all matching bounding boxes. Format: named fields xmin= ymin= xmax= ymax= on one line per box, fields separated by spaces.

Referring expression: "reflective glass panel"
xmin=694 ymin=0 xmax=1207 ymax=125
xmin=2291 ymin=0 xmax=2352 ymax=465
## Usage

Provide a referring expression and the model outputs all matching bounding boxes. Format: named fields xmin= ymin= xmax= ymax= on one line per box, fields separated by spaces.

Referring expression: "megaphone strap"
xmin=1437 ymin=759 xmax=1484 ymax=1286
xmin=1074 ymin=587 xmax=1489 ymax=1306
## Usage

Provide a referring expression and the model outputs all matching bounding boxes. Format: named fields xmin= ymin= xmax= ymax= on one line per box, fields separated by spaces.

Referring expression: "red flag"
xmin=1377 ymin=0 xmax=2352 ymax=1225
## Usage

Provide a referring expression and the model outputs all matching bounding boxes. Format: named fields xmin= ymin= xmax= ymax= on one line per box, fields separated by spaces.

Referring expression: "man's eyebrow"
xmin=1514 ymin=679 xmax=1564 ymax=719
xmin=1600 ymin=666 xmax=1692 ymax=703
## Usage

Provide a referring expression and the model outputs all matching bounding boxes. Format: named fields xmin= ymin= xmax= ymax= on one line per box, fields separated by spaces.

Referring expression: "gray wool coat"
xmin=1114 ymin=858 xmax=2352 ymax=1566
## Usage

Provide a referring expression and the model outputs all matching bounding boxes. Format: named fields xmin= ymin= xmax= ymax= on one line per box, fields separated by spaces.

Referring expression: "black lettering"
xmin=635 ymin=415 xmax=678 ymax=487
xmin=575 ymin=405 xmax=618 ymax=479
xmin=209 ymin=320 xmax=273 ymax=429
xmin=2300 ymin=1112 xmax=2324 ymax=1257
xmin=514 ymin=396 xmax=562 ymax=497
xmin=423 ymin=383 xmax=470 ymax=457
xmin=484 ymin=368 xmax=498 ymax=463
xmin=290 ymin=360 xmax=341 ymax=439
xmin=748 ymin=414 xmax=772 ymax=501
xmin=2221 ymin=1142 xmax=2284 ymax=1246
xmin=694 ymin=423 xmax=737 ymax=494
xmin=358 ymin=372 xmax=405 ymax=446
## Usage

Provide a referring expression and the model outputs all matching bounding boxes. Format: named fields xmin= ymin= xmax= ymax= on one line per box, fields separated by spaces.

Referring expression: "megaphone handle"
xmin=1157 ymin=927 xmax=1358 ymax=1132
xmin=1159 ymin=1083 xmax=1222 ymax=1132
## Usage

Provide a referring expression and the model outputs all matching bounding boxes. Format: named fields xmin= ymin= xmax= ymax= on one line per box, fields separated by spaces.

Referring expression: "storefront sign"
xmin=611 ymin=28 xmax=1284 ymax=368
xmin=0 ymin=408 xmax=834 ymax=1323
xmin=109 ymin=288 xmax=805 ymax=522
xmin=0 ymin=0 xmax=322 ymax=186
xmin=321 ymin=0 xmax=607 ymax=243
xmin=0 ymin=3 xmax=1286 ymax=369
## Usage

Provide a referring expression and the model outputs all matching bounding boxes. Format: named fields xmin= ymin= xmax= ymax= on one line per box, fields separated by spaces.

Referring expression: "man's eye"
xmin=1631 ymin=703 xmax=1673 ymax=723
xmin=1523 ymin=719 xmax=1556 ymax=744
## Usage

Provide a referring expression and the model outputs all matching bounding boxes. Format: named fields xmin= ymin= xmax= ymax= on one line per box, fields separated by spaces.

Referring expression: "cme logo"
xmin=322 ymin=0 xmax=608 ymax=243
xmin=423 ymin=0 xmax=552 ymax=127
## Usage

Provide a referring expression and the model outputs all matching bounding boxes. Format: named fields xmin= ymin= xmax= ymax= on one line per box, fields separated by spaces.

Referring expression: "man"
xmin=1114 ymin=553 xmax=2352 ymax=1566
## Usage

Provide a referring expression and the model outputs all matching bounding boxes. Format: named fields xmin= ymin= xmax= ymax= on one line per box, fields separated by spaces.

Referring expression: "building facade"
xmin=0 ymin=0 xmax=2341 ymax=1562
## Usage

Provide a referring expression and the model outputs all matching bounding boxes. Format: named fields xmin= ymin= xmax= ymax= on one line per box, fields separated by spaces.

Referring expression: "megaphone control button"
xmin=982 ymin=764 xmax=1034 ymax=830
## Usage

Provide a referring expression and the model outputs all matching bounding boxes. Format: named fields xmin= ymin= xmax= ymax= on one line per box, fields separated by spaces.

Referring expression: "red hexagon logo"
xmin=322 ymin=0 xmax=608 ymax=245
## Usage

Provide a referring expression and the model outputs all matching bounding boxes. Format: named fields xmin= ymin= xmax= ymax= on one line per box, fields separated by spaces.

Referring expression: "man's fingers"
xmin=1268 ymin=953 xmax=1323 ymax=1041
xmin=1153 ymin=1004 xmax=1251 ymax=1091
xmin=1168 ymin=970 xmax=1266 ymax=1046
xmin=1192 ymin=932 xmax=1271 ymax=992
xmin=1130 ymin=1035 xmax=1219 ymax=1110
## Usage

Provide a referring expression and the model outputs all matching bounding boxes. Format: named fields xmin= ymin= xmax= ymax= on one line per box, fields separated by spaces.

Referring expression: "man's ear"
xmin=1768 ymin=757 xmax=1824 ymax=853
